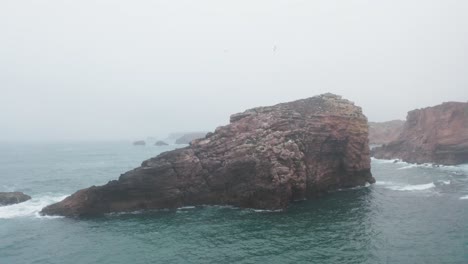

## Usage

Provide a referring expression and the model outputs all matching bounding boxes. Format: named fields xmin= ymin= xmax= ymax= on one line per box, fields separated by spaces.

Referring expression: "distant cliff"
xmin=175 ymin=132 xmax=209 ymax=144
xmin=372 ymin=102 xmax=468 ymax=165
xmin=368 ymin=120 xmax=405 ymax=145
xmin=42 ymin=93 xmax=374 ymax=217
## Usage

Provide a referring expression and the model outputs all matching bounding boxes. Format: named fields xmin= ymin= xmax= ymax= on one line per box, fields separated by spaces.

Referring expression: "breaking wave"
xmin=438 ymin=180 xmax=451 ymax=185
xmin=376 ymin=181 xmax=436 ymax=191
xmin=438 ymin=164 xmax=468 ymax=173
xmin=0 ymin=193 xmax=68 ymax=219
xmin=371 ymin=158 xmax=400 ymax=164
xmin=387 ymin=182 xmax=436 ymax=191
xmin=372 ymin=158 xmax=468 ymax=173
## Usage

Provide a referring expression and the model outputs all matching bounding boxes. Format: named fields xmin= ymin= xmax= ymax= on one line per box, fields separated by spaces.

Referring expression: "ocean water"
xmin=0 ymin=142 xmax=467 ymax=264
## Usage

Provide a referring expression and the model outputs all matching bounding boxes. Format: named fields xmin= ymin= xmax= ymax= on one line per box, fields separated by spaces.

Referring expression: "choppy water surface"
xmin=0 ymin=142 xmax=467 ymax=263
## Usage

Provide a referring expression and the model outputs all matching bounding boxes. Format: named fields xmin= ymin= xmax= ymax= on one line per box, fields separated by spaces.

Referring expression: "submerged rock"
xmin=0 ymin=192 xmax=31 ymax=206
xmin=154 ymin=141 xmax=169 ymax=146
xmin=372 ymin=102 xmax=468 ymax=165
xmin=133 ymin=140 xmax=146 ymax=146
xmin=41 ymin=94 xmax=374 ymax=217
xmin=368 ymin=120 xmax=405 ymax=145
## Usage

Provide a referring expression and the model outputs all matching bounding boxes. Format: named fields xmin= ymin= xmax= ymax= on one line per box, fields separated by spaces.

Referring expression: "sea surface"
xmin=0 ymin=142 xmax=467 ymax=264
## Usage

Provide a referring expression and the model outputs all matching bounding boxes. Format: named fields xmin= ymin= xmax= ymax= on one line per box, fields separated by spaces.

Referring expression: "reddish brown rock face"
xmin=368 ymin=120 xmax=405 ymax=145
xmin=41 ymin=94 xmax=374 ymax=217
xmin=372 ymin=102 xmax=468 ymax=165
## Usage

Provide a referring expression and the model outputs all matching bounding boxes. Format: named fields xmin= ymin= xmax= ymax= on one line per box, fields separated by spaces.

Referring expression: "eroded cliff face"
xmin=368 ymin=120 xmax=405 ymax=145
xmin=41 ymin=94 xmax=374 ymax=217
xmin=372 ymin=102 xmax=468 ymax=165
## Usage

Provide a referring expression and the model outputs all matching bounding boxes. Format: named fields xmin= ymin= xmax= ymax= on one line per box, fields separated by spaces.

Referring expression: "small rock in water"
xmin=133 ymin=140 xmax=146 ymax=146
xmin=0 ymin=192 xmax=31 ymax=206
xmin=154 ymin=141 xmax=169 ymax=146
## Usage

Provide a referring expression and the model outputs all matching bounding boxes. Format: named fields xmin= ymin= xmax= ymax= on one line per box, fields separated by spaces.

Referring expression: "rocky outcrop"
xmin=175 ymin=132 xmax=208 ymax=144
xmin=41 ymin=93 xmax=374 ymax=217
xmin=368 ymin=120 xmax=405 ymax=144
xmin=372 ymin=102 xmax=468 ymax=165
xmin=0 ymin=192 xmax=31 ymax=206
xmin=154 ymin=141 xmax=169 ymax=146
xmin=133 ymin=140 xmax=146 ymax=146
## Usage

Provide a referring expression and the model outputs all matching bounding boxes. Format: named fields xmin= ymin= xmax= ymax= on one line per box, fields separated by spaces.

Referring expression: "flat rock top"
xmin=230 ymin=94 xmax=364 ymax=123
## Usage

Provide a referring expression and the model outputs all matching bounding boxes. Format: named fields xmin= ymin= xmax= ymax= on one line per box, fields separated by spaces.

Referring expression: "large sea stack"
xmin=41 ymin=94 xmax=374 ymax=217
xmin=372 ymin=102 xmax=468 ymax=165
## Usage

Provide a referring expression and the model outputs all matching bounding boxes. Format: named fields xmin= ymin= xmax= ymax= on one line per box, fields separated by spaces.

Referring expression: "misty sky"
xmin=1 ymin=0 xmax=467 ymax=141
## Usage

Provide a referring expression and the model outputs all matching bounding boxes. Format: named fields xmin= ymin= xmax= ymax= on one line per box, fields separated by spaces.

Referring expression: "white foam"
xmin=335 ymin=183 xmax=373 ymax=192
xmin=373 ymin=158 xmax=468 ymax=173
xmin=397 ymin=164 xmax=418 ymax=170
xmin=438 ymin=164 xmax=468 ymax=173
xmin=0 ymin=194 xmax=67 ymax=219
xmin=178 ymin=206 xmax=196 ymax=210
xmin=386 ymin=182 xmax=435 ymax=191
xmin=202 ymin=204 xmax=282 ymax=213
xmin=106 ymin=210 xmax=145 ymax=216
xmin=375 ymin=181 xmax=395 ymax=186
xmin=397 ymin=163 xmax=436 ymax=170
xmin=252 ymin=208 xmax=283 ymax=213
xmin=371 ymin=158 xmax=401 ymax=164
xmin=460 ymin=195 xmax=468 ymax=200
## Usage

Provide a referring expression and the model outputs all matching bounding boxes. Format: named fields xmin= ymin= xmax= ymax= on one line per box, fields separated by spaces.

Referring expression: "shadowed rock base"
xmin=42 ymin=94 xmax=374 ymax=217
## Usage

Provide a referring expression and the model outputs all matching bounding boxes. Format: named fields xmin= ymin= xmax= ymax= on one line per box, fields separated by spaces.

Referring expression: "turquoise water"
xmin=0 ymin=142 xmax=467 ymax=263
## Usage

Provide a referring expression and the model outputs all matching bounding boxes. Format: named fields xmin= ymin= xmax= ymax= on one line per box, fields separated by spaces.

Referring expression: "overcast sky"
xmin=1 ymin=0 xmax=467 ymax=141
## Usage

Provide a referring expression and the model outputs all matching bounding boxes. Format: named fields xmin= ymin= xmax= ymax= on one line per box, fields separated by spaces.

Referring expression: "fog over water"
xmin=1 ymin=0 xmax=467 ymax=141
